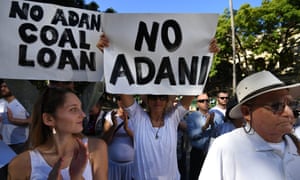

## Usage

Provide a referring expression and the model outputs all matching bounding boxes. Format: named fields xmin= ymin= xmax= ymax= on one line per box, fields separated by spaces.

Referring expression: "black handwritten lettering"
xmin=134 ymin=19 xmax=182 ymax=52
xmin=68 ymin=10 xmax=79 ymax=26
xmin=154 ymin=57 xmax=176 ymax=85
xmin=161 ymin=20 xmax=182 ymax=52
xmin=78 ymin=13 xmax=90 ymax=30
xmin=110 ymin=54 xmax=210 ymax=86
xmin=79 ymin=31 xmax=90 ymax=49
xmin=178 ymin=56 xmax=199 ymax=85
xmin=51 ymin=9 xmax=68 ymax=26
xmin=58 ymin=50 xmax=79 ymax=69
xmin=19 ymin=23 xmax=38 ymax=43
xmin=135 ymin=21 xmax=159 ymax=52
xmin=110 ymin=54 xmax=134 ymax=85
xmin=90 ymin=14 xmax=101 ymax=32
xmin=58 ymin=28 xmax=77 ymax=48
xmin=51 ymin=9 xmax=101 ymax=31
xmin=37 ymin=48 xmax=56 ymax=67
xmin=19 ymin=45 xmax=34 ymax=66
xmin=9 ymin=1 xmax=43 ymax=22
xmin=198 ymin=56 xmax=210 ymax=85
xmin=80 ymin=51 xmax=96 ymax=71
xmin=40 ymin=25 xmax=58 ymax=46
xmin=135 ymin=57 xmax=155 ymax=85
xmin=30 ymin=5 xmax=43 ymax=21
xmin=19 ymin=45 xmax=96 ymax=71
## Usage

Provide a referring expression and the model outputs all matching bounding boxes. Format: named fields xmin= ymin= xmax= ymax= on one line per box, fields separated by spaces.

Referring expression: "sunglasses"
xmin=219 ymin=97 xmax=229 ymax=100
xmin=252 ymin=101 xmax=299 ymax=116
xmin=148 ymin=95 xmax=168 ymax=101
xmin=197 ymin=99 xmax=209 ymax=103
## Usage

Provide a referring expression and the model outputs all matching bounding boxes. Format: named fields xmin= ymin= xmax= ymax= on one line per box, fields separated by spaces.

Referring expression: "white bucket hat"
xmin=229 ymin=70 xmax=300 ymax=119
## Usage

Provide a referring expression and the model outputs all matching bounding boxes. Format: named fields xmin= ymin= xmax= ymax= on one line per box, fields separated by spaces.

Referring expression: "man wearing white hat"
xmin=199 ymin=70 xmax=300 ymax=180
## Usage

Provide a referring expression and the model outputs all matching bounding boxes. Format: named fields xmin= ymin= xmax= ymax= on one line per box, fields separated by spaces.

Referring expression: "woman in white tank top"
xmin=8 ymin=87 xmax=108 ymax=179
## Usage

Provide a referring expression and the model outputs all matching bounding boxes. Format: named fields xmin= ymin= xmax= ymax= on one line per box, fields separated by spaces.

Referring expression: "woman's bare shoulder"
xmin=87 ymin=137 xmax=107 ymax=151
xmin=8 ymin=151 xmax=31 ymax=179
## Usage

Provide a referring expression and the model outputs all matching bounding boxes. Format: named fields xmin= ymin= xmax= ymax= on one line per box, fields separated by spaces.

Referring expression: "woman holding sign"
xmin=8 ymin=87 xmax=108 ymax=179
xmin=98 ymin=34 xmax=219 ymax=179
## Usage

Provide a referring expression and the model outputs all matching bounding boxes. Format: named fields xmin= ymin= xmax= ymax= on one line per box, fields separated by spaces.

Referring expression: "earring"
xmin=52 ymin=127 xmax=56 ymax=135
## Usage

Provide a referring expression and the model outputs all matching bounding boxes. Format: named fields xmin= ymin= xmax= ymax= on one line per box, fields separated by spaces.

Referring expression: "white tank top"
xmin=29 ymin=149 xmax=93 ymax=180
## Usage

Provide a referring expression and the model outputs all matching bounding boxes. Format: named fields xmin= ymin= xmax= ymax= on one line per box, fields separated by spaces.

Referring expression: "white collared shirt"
xmin=199 ymin=126 xmax=300 ymax=180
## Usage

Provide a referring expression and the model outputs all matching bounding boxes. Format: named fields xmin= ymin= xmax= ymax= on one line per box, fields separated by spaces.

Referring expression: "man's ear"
xmin=241 ymin=105 xmax=251 ymax=122
xmin=42 ymin=113 xmax=55 ymax=126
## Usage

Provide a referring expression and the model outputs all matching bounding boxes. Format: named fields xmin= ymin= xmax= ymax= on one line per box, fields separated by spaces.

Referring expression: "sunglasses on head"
xmin=197 ymin=99 xmax=209 ymax=103
xmin=148 ymin=95 xmax=168 ymax=101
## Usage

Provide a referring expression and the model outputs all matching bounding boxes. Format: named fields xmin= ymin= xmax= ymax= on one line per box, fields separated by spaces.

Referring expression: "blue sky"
xmin=85 ymin=0 xmax=262 ymax=14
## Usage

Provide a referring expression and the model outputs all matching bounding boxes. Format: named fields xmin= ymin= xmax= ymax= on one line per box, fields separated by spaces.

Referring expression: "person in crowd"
xmin=8 ymin=87 xmax=108 ymax=179
xmin=122 ymin=94 xmax=193 ymax=179
xmin=83 ymin=96 xmax=107 ymax=137
xmin=175 ymin=96 xmax=190 ymax=180
xmin=184 ymin=93 xmax=214 ymax=180
xmin=211 ymin=96 xmax=245 ymax=138
xmin=0 ymin=99 xmax=6 ymax=140
xmin=199 ymin=70 xmax=300 ymax=180
xmin=102 ymin=96 xmax=134 ymax=180
xmin=209 ymin=90 xmax=228 ymax=125
xmin=97 ymin=34 xmax=219 ymax=179
xmin=176 ymin=122 xmax=190 ymax=180
xmin=0 ymin=79 xmax=31 ymax=154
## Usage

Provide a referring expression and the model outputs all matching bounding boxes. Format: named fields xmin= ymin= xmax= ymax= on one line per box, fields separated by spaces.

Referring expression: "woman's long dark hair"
xmin=29 ymin=87 xmax=82 ymax=149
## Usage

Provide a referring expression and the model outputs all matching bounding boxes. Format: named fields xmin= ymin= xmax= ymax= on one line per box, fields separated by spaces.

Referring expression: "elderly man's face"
xmin=242 ymin=89 xmax=296 ymax=142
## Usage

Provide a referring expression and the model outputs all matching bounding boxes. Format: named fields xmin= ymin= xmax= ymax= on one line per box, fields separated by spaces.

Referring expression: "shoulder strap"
xmin=113 ymin=121 xmax=125 ymax=136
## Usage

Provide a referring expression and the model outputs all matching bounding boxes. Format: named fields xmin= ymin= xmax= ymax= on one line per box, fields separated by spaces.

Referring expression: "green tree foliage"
xmin=211 ymin=0 xmax=300 ymax=94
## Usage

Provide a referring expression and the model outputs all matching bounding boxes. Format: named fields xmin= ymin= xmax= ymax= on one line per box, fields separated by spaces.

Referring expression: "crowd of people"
xmin=0 ymin=31 xmax=300 ymax=180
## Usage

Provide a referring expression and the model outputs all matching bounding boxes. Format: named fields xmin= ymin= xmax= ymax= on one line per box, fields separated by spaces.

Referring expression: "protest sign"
xmin=102 ymin=13 xmax=218 ymax=95
xmin=0 ymin=0 xmax=103 ymax=81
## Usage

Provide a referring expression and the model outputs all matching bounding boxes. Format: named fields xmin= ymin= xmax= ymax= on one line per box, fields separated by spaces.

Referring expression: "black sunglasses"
xmin=197 ymin=99 xmax=209 ymax=103
xmin=251 ymin=101 xmax=299 ymax=116
xmin=219 ymin=97 xmax=229 ymax=100
xmin=148 ymin=95 xmax=168 ymax=101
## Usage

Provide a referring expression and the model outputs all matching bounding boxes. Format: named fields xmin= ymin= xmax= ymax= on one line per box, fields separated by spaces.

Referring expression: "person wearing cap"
xmin=199 ymin=70 xmax=300 ymax=180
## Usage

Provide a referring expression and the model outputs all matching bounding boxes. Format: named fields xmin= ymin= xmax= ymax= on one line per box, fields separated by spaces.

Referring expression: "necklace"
xmin=149 ymin=113 xmax=164 ymax=139
xmin=155 ymin=127 xmax=161 ymax=139
xmin=154 ymin=120 xmax=163 ymax=139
